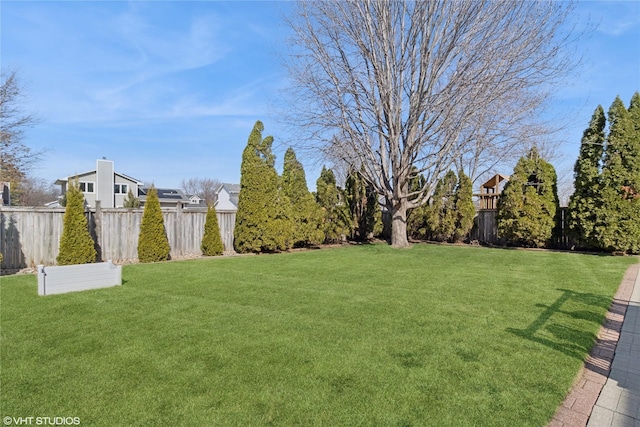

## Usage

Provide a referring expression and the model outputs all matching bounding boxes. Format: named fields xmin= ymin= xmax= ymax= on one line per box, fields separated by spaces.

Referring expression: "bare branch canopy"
xmin=1 ymin=68 xmax=41 ymax=184
xmin=284 ymin=0 xmax=580 ymax=247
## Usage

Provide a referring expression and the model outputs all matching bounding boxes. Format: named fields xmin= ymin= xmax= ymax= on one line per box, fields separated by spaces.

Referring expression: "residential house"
xmin=187 ymin=194 xmax=205 ymax=206
xmin=215 ymin=183 xmax=240 ymax=211
xmin=56 ymin=159 xmax=191 ymax=208
xmin=139 ymin=187 xmax=191 ymax=208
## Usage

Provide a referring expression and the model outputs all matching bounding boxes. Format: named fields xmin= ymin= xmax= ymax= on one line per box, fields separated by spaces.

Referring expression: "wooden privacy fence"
xmin=470 ymin=208 xmax=571 ymax=248
xmin=470 ymin=210 xmax=498 ymax=243
xmin=0 ymin=204 xmax=236 ymax=270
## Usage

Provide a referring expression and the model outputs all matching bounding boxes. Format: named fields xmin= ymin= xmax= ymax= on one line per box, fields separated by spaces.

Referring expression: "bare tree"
xmin=13 ymin=176 xmax=60 ymax=206
xmin=180 ymin=177 xmax=222 ymax=206
xmin=1 ymin=69 xmax=41 ymax=184
xmin=285 ymin=1 xmax=579 ymax=247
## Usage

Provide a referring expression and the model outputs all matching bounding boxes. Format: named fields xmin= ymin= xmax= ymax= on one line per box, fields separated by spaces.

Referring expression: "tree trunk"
xmin=390 ymin=201 xmax=410 ymax=248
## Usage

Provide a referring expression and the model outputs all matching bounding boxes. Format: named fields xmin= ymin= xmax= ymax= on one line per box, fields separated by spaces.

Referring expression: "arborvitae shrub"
xmin=567 ymin=106 xmax=606 ymax=249
xmin=406 ymin=169 xmax=427 ymax=240
xmin=137 ymin=186 xmax=170 ymax=262
xmin=497 ymin=147 xmax=559 ymax=248
xmin=596 ymin=95 xmax=640 ymax=253
xmin=316 ymin=166 xmax=349 ymax=243
xmin=234 ymin=121 xmax=293 ymax=253
xmin=201 ymin=204 xmax=224 ymax=256
xmin=344 ymin=168 xmax=379 ymax=241
xmin=453 ymin=171 xmax=476 ymax=242
xmin=268 ymin=188 xmax=295 ymax=251
xmin=282 ymin=147 xmax=324 ymax=247
xmin=57 ymin=181 xmax=97 ymax=265
xmin=427 ymin=171 xmax=457 ymax=242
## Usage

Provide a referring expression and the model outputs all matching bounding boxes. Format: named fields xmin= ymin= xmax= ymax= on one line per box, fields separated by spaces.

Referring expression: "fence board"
xmin=0 ymin=207 xmax=236 ymax=270
xmin=0 ymin=206 xmax=573 ymax=271
xmin=471 ymin=210 xmax=498 ymax=243
xmin=470 ymin=207 xmax=570 ymax=246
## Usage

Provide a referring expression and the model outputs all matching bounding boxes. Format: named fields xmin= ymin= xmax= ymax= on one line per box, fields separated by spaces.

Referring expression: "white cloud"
xmin=113 ymin=6 xmax=229 ymax=75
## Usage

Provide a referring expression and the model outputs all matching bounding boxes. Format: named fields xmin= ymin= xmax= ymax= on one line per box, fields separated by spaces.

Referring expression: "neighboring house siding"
xmin=96 ymin=159 xmax=115 ymax=208
xmin=56 ymin=160 xmax=143 ymax=208
xmin=76 ymin=171 xmax=98 ymax=208
xmin=215 ymin=184 xmax=240 ymax=211
xmin=216 ymin=189 xmax=234 ymax=210
xmin=114 ymin=175 xmax=138 ymax=208
xmin=188 ymin=195 xmax=204 ymax=205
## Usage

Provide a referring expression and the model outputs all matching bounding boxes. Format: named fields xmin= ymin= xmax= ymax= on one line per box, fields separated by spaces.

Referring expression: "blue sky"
xmin=2 ymin=1 xmax=639 ymax=195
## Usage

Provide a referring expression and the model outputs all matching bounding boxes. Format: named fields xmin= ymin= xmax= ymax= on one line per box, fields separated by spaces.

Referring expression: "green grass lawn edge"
xmin=1 ymin=244 xmax=636 ymax=426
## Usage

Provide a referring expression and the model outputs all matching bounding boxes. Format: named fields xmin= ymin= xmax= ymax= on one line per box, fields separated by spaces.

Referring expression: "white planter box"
xmin=37 ymin=261 xmax=122 ymax=296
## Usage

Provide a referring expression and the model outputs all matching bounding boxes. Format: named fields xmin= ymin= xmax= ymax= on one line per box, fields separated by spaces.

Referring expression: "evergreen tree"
xmin=344 ymin=168 xmax=379 ymax=241
xmin=406 ymin=169 xmax=429 ymax=240
xmin=628 ymin=92 xmax=640 ymax=253
xmin=234 ymin=121 xmax=293 ymax=253
xmin=426 ymin=170 xmax=457 ymax=242
xmin=316 ymin=166 xmax=349 ymax=243
xmin=123 ymin=188 xmax=141 ymax=208
xmin=57 ymin=180 xmax=96 ymax=265
xmin=282 ymin=148 xmax=324 ymax=247
xmin=282 ymin=148 xmax=309 ymax=203
xmin=271 ymin=187 xmax=295 ymax=251
xmin=497 ymin=147 xmax=559 ymax=248
xmin=453 ymin=171 xmax=476 ymax=242
xmin=137 ymin=185 xmax=170 ymax=262
xmin=629 ymin=92 xmax=640 ymax=144
xmin=201 ymin=204 xmax=224 ymax=256
xmin=596 ymin=96 xmax=640 ymax=253
xmin=628 ymin=92 xmax=640 ymax=198
xmin=567 ymin=106 xmax=606 ymax=248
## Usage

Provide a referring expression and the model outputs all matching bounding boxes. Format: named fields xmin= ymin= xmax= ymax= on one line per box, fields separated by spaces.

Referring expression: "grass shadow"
xmin=506 ymin=289 xmax=612 ymax=360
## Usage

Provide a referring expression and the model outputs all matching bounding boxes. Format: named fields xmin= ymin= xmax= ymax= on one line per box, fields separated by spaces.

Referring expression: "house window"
xmin=79 ymin=182 xmax=94 ymax=193
xmin=114 ymin=184 xmax=128 ymax=194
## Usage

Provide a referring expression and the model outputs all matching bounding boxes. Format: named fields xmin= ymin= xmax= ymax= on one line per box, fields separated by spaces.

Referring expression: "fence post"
xmin=176 ymin=201 xmax=183 ymax=257
xmin=94 ymin=200 xmax=103 ymax=262
xmin=0 ymin=207 xmax=235 ymax=268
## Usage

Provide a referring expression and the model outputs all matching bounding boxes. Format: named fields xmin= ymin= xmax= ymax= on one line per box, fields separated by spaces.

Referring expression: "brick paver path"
xmin=548 ymin=262 xmax=640 ymax=427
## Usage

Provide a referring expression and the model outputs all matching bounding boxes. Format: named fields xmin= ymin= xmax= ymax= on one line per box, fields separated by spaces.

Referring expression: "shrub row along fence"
xmin=1 ymin=205 xmax=571 ymax=271
xmin=0 ymin=203 xmax=236 ymax=271
xmin=470 ymin=208 xmax=571 ymax=249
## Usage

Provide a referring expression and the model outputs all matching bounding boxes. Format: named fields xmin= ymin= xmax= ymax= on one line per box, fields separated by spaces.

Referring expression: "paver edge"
xmin=548 ymin=261 xmax=640 ymax=427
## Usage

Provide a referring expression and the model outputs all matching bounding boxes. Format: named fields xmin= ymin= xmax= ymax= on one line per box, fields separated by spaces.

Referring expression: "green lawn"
xmin=1 ymin=244 xmax=636 ymax=426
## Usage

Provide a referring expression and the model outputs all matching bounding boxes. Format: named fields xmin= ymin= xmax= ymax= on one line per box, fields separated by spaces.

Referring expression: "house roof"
xmin=216 ymin=183 xmax=240 ymax=208
xmin=220 ymin=183 xmax=240 ymax=193
xmin=55 ymin=171 xmax=144 ymax=186
xmin=115 ymin=172 xmax=144 ymax=185
xmin=55 ymin=169 xmax=95 ymax=185
xmin=139 ymin=187 xmax=190 ymax=204
xmin=155 ymin=188 xmax=187 ymax=200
